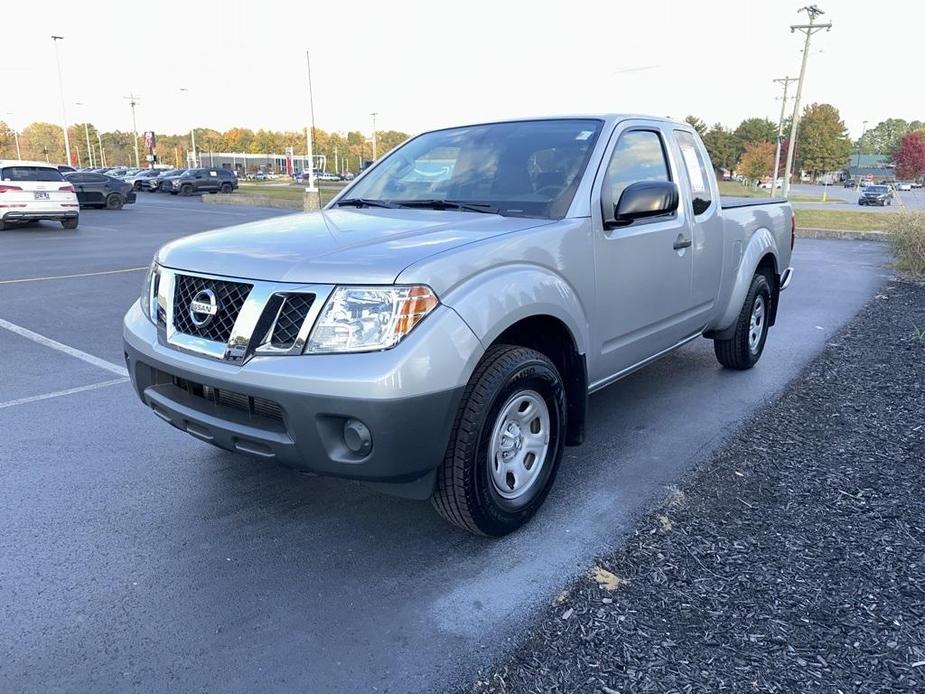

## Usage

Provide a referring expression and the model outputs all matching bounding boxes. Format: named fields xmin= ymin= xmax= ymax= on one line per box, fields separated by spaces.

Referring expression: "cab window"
xmin=675 ymin=130 xmax=713 ymax=215
xmin=601 ymin=130 xmax=671 ymax=221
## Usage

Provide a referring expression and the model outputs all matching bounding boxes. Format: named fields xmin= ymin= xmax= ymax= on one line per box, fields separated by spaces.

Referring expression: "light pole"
xmin=179 ymin=88 xmax=198 ymax=167
xmin=51 ymin=36 xmax=72 ymax=166
xmin=304 ymin=51 xmax=317 ymax=194
xmin=370 ymin=112 xmax=378 ymax=161
xmin=781 ymin=5 xmax=832 ymax=198
xmin=75 ymin=102 xmax=94 ymax=168
xmin=124 ymin=93 xmax=141 ymax=168
xmin=97 ymin=131 xmax=106 ymax=168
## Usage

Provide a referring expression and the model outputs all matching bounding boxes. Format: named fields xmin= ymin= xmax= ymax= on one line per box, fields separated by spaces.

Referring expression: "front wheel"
xmin=220 ymin=182 xmax=233 ymax=193
xmin=180 ymin=184 xmax=194 ymax=196
xmin=432 ymin=345 xmax=566 ymax=536
xmin=713 ymin=271 xmax=772 ymax=370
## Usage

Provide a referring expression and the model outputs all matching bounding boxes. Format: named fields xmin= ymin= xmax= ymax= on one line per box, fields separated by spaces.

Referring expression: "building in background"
xmin=194 ymin=152 xmax=327 ymax=175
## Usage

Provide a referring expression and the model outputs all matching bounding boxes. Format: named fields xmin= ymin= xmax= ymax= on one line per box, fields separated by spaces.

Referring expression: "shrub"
xmin=889 ymin=211 xmax=925 ymax=275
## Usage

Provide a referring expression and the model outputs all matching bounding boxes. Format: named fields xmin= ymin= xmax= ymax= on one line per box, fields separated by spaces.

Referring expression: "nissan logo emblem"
xmin=189 ymin=288 xmax=219 ymax=328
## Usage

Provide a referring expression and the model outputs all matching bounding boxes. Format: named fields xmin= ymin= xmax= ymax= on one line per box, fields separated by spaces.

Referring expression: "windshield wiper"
xmin=335 ymin=197 xmax=397 ymax=209
xmin=392 ymin=199 xmax=499 ymax=214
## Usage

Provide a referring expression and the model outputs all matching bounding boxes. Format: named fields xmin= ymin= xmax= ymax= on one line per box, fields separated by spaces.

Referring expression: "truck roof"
xmin=429 ymin=114 xmax=688 ymax=131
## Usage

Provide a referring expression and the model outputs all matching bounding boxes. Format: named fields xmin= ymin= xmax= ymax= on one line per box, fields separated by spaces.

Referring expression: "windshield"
xmin=865 ymin=186 xmax=887 ymax=193
xmin=342 ymin=119 xmax=603 ymax=218
xmin=1 ymin=166 xmax=65 ymax=182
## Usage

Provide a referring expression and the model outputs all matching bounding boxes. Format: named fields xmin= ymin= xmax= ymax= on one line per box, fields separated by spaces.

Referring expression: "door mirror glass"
xmin=612 ymin=180 xmax=679 ymax=225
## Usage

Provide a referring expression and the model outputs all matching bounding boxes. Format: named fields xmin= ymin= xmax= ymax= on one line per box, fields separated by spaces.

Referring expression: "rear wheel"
xmin=220 ymin=182 xmax=233 ymax=193
xmin=714 ymin=271 xmax=772 ymax=370
xmin=61 ymin=217 xmax=79 ymax=230
xmin=432 ymin=345 xmax=566 ymax=536
xmin=105 ymin=193 xmax=123 ymax=210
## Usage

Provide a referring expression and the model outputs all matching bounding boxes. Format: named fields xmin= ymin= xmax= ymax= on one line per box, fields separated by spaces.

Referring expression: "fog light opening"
xmin=343 ymin=419 xmax=373 ymax=456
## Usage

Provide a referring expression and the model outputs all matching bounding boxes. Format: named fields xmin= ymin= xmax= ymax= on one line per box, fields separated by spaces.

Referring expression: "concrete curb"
xmin=797 ymin=227 xmax=889 ymax=242
xmin=202 ymin=194 xmax=302 ymax=210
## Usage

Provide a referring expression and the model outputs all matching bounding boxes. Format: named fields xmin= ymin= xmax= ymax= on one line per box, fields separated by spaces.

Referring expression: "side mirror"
xmin=607 ymin=180 xmax=679 ymax=228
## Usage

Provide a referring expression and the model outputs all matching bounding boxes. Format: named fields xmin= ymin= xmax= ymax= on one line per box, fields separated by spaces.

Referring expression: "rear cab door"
xmin=671 ymin=128 xmax=725 ymax=321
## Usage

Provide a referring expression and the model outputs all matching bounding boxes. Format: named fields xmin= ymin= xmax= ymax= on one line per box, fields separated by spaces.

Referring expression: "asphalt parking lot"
xmin=789 ymin=182 xmax=925 ymax=212
xmin=0 ymin=195 xmax=891 ymax=693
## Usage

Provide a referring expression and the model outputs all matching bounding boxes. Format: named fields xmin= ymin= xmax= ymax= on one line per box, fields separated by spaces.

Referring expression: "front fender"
xmin=709 ymin=228 xmax=779 ymax=336
xmin=440 ymin=264 xmax=589 ymax=355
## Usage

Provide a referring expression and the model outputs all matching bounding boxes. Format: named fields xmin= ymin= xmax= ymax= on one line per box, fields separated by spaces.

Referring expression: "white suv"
xmin=0 ymin=160 xmax=80 ymax=230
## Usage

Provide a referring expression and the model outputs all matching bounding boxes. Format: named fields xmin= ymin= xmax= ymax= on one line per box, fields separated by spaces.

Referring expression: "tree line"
xmin=2 ymin=109 xmax=924 ymax=180
xmin=0 ymin=122 xmax=409 ymax=173
xmin=685 ymin=107 xmax=925 ymax=183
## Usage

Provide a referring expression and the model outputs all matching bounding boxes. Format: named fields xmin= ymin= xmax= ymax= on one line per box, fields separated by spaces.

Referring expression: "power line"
xmin=781 ymin=5 xmax=832 ymax=198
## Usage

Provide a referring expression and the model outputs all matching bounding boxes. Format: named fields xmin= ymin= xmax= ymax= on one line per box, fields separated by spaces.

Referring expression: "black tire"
xmin=180 ymin=184 xmax=194 ymax=196
xmin=714 ymin=271 xmax=772 ymax=370
xmin=169 ymin=191 xmax=178 ymax=195
xmin=61 ymin=217 xmax=78 ymax=230
xmin=105 ymin=193 xmax=123 ymax=210
xmin=220 ymin=182 xmax=232 ymax=193
xmin=432 ymin=344 xmax=566 ymax=536
xmin=133 ymin=181 xmax=142 ymax=191
xmin=0 ymin=220 xmax=6 ymax=231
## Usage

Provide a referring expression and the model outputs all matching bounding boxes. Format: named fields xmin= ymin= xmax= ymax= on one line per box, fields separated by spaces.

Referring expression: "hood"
xmin=157 ymin=208 xmax=552 ymax=285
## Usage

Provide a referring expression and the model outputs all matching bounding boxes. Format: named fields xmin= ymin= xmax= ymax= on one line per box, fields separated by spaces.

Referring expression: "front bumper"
xmin=123 ymin=302 xmax=481 ymax=494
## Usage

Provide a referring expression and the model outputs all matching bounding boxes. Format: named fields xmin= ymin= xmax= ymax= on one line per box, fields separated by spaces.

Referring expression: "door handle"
xmin=673 ymin=237 xmax=692 ymax=250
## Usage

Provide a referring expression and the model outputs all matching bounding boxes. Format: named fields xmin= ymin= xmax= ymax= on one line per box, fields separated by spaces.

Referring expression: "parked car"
xmin=56 ymin=164 xmax=77 ymax=174
xmin=170 ymin=167 xmax=238 ymax=195
xmin=910 ymin=181 xmax=922 ymax=189
xmin=105 ymin=168 xmax=130 ymax=179
xmin=895 ymin=181 xmax=913 ymax=192
xmin=153 ymin=169 xmax=187 ymax=192
xmin=64 ymin=172 xmax=136 ymax=209
xmin=858 ymin=185 xmax=894 ymax=206
xmin=124 ymin=115 xmax=794 ymax=536
xmin=125 ymin=169 xmax=164 ymax=191
xmin=317 ymin=171 xmax=341 ymax=182
xmin=758 ymin=177 xmax=783 ymax=190
xmin=0 ymin=160 xmax=79 ymax=230
xmin=843 ymin=178 xmax=856 ymax=188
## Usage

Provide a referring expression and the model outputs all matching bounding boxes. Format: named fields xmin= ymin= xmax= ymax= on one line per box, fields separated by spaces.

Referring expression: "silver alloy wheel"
xmin=748 ymin=294 xmax=766 ymax=353
xmin=488 ymin=390 xmax=551 ymax=501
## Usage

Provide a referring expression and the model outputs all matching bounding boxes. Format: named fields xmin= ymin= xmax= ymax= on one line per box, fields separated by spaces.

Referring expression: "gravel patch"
xmin=467 ymin=277 xmax=925 ymax=694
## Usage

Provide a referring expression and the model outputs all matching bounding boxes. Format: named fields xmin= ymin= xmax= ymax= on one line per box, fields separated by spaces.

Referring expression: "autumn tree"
xmin=702 ymin=123 xmax=737 ymax=172
xmin=893 ymin=131 xmax=925 ymax=180
xmin=684 ymin=115 xmax=707 ymax=136
xmin=737 ymin=141 xmax=775 ymax=184
xmin=797 ymin=103 xmax=851 ymax=177
xmin=734 ymin=118 xmax=777 ymax=149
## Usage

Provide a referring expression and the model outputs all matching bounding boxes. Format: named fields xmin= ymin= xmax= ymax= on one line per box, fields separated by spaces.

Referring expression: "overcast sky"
xmin=3 ymin=0 xmax=921 ymax=140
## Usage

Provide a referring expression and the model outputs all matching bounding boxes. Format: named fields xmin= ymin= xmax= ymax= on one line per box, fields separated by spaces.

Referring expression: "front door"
xmin=589 ymin=124 xmax=696 ymax=386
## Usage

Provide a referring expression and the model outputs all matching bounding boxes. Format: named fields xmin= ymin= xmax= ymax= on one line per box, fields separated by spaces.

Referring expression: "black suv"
xmin=170 ymin=167 xmax=238 ymax=196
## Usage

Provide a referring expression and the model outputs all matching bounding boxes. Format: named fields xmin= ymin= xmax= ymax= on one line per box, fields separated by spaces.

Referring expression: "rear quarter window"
xmin=1 ymin=166 xmax=65 ymax=182
xmin=674 ymin=130 xmax=713 ymax=215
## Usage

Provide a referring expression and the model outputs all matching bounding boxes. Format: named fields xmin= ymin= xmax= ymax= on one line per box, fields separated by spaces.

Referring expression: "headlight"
xmin=305 ymin=286 xmax=438 ymax=353
xmin=140 ymin=260 xmax=160 ymax=322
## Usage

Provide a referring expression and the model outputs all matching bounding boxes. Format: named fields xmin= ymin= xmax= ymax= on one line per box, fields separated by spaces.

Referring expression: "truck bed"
xmin=721 ymin=196 xmax=788 ymax=209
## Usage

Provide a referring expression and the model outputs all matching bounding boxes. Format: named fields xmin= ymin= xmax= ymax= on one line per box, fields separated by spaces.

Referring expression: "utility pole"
xmin=370 ymin=112 xmax=378 ymax=160
xmin=124 ymin=93 xmax=141 ymax=168
xmin=781 ymin=5 xmax=832 ymax=198
xmin=770 ymin=77 xmax=797 ymax=197
xmin=51 ymin=36 xmax=72 ymax=166
xmin=12 ymin=129 xmax=21 ymax=159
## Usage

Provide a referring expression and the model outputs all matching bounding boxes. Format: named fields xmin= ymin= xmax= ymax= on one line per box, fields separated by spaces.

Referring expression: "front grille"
xmin=163 ymin=370 xmax=284 ymax=423
xmin=172 ymin=274 xmax=252 ymax=343
xmin=270 ymin=294 xmax=315 ymax=348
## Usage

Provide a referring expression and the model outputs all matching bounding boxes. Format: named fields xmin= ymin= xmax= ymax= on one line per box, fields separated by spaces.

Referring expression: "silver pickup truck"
xmin=124 ymin=115 xmax=794 ymax=536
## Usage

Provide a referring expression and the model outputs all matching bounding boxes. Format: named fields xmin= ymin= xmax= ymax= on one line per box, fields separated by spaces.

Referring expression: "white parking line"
xmin=0 ymin=378 xmax=129 ymax=409
xmin=0 ymin=318 xmax=128 ymax=377
xmin=0 ymin=267 xmax=146 ymax=285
